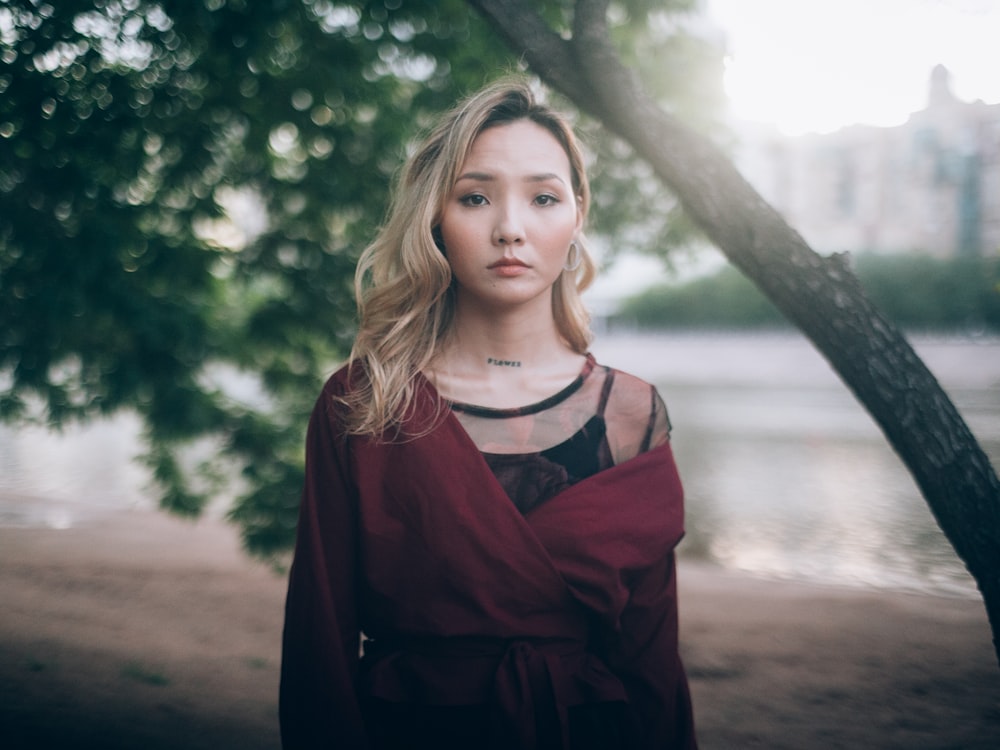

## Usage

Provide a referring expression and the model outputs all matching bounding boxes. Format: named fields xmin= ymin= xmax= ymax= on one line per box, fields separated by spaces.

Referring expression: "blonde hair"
xmin=341 ymin=77 xmax=597 ymax=437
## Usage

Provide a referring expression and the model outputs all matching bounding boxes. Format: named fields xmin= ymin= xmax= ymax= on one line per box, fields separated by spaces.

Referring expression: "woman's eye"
xmin=459 ymin=193 xmax=488 ymax=207
xmin=534 ymin=194 xmax=559 ymax=207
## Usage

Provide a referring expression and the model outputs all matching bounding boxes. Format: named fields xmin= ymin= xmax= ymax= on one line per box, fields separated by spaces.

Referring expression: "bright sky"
xmin=706 ymin=0 xmax=1000 ymax=134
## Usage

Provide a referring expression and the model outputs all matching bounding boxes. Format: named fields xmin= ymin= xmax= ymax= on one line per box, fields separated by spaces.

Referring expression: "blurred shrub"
xmin=614 ymin=252 xmax=1000 ymax=333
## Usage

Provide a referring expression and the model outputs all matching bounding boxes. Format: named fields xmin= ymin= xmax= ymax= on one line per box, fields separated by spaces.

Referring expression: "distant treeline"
xmin=613 ymin=253 xmax=1000 ymax=332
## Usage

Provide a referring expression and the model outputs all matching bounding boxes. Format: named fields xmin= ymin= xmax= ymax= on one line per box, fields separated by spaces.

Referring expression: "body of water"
xmin=593 ymin=331 xmax=1000 ymax=599
xmin=2 ymin=331 xmax=998 ymax=599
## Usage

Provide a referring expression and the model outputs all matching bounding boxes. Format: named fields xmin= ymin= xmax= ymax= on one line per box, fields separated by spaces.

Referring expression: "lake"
xmin=2 ymin=331 xmax=997 ymax=599
xmin=592 ymin=331 xmax=1000 ymax=599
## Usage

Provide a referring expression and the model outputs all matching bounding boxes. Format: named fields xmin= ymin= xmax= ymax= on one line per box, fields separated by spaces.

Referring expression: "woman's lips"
xmin=488 ymin=258 xmax=529 ymax=276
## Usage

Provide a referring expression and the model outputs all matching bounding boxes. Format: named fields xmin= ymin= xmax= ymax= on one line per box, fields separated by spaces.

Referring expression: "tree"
xmin=0 ymin=0 xmax=522 ymax=555
xmin=467 ymin=0 xmax=1000 ymax=665
xmin=0 ymin=1 xmax=718 ymax=553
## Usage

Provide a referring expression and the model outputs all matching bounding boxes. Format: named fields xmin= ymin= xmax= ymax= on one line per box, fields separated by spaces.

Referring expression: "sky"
xmin=705 ymin=0 xmax=1000 ymax=135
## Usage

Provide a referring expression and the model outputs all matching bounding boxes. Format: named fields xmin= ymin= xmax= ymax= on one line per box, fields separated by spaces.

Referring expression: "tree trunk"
xmin=470 ymin=0 xmax=1000 ymax=665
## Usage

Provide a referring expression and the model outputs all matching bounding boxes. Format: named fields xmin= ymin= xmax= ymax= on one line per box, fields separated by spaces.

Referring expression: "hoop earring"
xmin=563 ymin=241 xmax=582 ymax=272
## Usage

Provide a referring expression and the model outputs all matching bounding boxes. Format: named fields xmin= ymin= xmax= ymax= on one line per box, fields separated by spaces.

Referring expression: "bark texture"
xmin=469 ymin=0 xmax=1000 ymax=665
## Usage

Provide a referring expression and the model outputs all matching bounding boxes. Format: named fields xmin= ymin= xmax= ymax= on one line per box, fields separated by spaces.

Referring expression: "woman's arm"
xmin=607 ymin=550 xmax=698 ymax=750
xmin=280 ymin=384 xmax=368 ymax=749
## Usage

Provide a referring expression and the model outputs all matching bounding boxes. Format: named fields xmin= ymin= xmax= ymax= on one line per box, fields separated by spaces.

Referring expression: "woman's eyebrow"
xmin=455 ymin=171 xmax=494 ymax=183
xmin=455 ymin=171 xmax=566 ymax=184
xmin=525 ymin=172 xmax=565 ymax=184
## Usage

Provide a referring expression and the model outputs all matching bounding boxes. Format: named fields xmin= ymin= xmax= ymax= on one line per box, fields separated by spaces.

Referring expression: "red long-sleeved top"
xmin=280 ymin=363 xmax=697 ymax=749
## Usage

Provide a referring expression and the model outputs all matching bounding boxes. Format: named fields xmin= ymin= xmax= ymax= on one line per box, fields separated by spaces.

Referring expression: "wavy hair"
xmin=341 ymin=77 xmax=597 ymax=437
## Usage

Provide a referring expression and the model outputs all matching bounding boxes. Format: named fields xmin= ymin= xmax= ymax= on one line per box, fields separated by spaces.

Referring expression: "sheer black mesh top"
xmin=449 ymin=354 xmax=670 ymax=514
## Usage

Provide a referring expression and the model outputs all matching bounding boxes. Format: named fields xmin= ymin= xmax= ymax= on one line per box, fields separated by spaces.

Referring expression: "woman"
xmin=280 ymin=77 xmax=697 ymax=750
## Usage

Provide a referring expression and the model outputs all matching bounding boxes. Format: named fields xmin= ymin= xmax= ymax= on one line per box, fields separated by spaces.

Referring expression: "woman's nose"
xmin=492 ymin=204 xmax=524 ymax=245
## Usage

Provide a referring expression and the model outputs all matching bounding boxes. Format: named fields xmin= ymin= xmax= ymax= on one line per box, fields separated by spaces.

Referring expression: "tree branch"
xmin=466 ymin=0 xmax=589 ymax=103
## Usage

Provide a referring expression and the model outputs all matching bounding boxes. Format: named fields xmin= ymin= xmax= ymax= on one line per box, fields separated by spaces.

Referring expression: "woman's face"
xmin=437 ymin=119 xmax=582 ymax=316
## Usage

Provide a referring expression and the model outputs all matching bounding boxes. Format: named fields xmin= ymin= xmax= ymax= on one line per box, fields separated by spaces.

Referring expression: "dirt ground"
xmin=2 ymin=508 xmax=998 ymax=749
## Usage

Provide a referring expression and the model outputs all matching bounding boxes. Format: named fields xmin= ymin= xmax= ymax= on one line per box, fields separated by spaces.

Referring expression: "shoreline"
xmin=2 ymin=508 xmax=999 ymax=749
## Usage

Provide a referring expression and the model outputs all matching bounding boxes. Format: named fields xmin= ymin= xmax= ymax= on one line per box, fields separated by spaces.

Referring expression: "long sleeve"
xmin=607 ymin=550 xmax=697 ymax=749
xmin=609 ymin=391 xmax=696 ymax=748
xmin=280 ymin=386 xmax=367 ymax=749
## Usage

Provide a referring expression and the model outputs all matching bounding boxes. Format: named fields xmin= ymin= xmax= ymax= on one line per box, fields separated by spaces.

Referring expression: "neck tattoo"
xmin=487 ymin=357 xmax=522 ymax=368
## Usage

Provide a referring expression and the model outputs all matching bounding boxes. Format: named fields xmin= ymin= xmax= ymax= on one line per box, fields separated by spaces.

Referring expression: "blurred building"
xmin=734 ymin=66 xmax=1000 ymax=258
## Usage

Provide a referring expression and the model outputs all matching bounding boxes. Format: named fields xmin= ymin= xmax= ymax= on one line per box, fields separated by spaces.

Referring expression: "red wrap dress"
xmin=280 ymin=355 xmax=697 ymax=749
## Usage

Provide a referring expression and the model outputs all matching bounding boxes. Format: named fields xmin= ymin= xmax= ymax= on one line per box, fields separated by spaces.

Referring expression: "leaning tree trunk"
xmin=470 ymin=0 xmax=1000 ymax=665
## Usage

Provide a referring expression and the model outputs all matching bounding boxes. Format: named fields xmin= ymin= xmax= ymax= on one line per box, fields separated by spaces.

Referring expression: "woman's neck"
xmin=427 ymin=304 xmax=586 ymax=408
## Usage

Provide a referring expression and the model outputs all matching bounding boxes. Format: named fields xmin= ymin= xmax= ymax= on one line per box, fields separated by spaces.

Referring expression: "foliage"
xmin=613 ymin=263 xmax=785 ymax=329
xmin=0 ymin=0 xmax=722 ymax=558
xmin=852 ymin=253 xmax=1000 ymax=332
xmin=614 ymin=252 xmax=1000 ymax=332
xmin=0 ymin=0 xmax=517 ymax=558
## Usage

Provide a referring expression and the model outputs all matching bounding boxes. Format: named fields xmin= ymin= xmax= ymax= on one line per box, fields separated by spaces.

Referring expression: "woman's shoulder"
xmin=319 ymin=360 xmax=382 ymax=400
xmin=591 ymin=357 xmax=671 ymax=450
xmin=599 ymin=360 xmax=652 ymax=384
xmin=314 ymin=360 xmax=443 ymax=441
xmin=307 ymin=364 xmax=352 ymax=425
xmin=322 ymin=362 xmax=354 ymax=392
xmin=592 ymin=358 xmax=662 ymax=402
